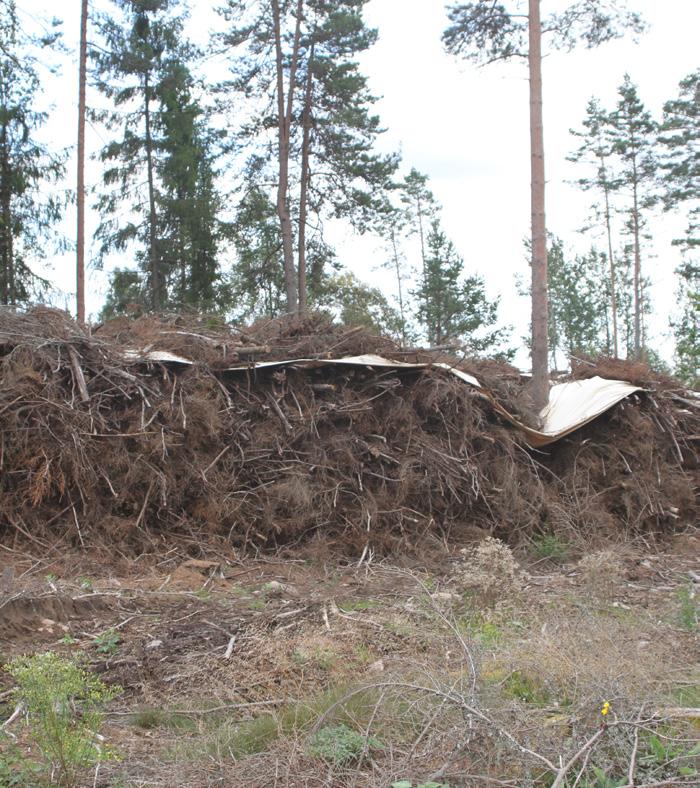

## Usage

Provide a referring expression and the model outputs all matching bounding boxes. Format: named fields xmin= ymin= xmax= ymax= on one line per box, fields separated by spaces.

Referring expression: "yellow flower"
xmin=601 ymin=701 xmax=611 ymax=716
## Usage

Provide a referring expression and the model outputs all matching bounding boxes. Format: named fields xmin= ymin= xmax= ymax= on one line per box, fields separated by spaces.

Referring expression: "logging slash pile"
xmin=0 ymin=308 xmax=697 ymax=554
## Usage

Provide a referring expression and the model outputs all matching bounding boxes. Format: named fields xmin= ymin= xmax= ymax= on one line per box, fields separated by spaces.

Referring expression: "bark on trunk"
xmin=390 ymin=228 xmax=406 ymax=345
xmin=272 ymin=0 xmax=302 ymax=314
xmin=297 ymin=44 xmax=314 ymax=314
xmin=631 ymin=162 xmax=642 ymax=359
xmin=76 ymin=0 xmax=88 ymax=325
xmin=528 ymin=0 xmax=549 ymax=412
xmin=602 ymin=182 xmax=619 ymax=357
xmin=0 ymin=121 xmax=12 ymax=305
xmin=143 ymin=70 xmax=160 ymax=311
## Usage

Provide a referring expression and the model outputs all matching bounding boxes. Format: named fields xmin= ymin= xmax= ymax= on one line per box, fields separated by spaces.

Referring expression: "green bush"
xmin=309 ymin=723 xmax=382 ymax=765
xmin=4 ymin=652 xmax=120 ymax=786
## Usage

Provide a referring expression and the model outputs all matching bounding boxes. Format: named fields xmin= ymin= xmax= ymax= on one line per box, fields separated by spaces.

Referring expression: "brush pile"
xmin=0 ymin=308 xmax=696 ymax=553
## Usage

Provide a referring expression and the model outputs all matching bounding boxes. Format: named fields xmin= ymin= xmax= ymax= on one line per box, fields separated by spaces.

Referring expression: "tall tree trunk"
xmin=602 ymin=181 xmax=619 ymax=357
xmin=76 ymin=0 xmax=88 ymax=325
xmin=390 ymin=228 xmax=406 ymax=344
xmin=272 ymin=0 xmax=302 ymax=314
xmin=631 ymin=161 xmax=642 ymax=359
xmin=143 ymin=70 xmax=160 ymax=311
xmin=528 ymin=0 xmax=549 ymax=412
xmin=297 ymin=43 xmax=314 ymax=314
xmin=0 ymin=121 xmax=12 ymax=305
xmin=416 ymin=194 xmax=428 ymax=316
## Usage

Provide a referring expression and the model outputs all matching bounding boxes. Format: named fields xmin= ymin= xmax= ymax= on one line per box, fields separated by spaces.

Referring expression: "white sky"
xmin=19 ymin=0 xmax=700 ymax=365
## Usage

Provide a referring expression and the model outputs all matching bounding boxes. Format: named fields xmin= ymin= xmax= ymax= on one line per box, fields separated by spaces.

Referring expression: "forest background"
xmin=5 ymin=0 xmax=699 ymax=378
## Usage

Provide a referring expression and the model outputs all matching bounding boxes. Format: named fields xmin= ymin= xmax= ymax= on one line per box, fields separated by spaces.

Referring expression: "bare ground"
xmin=0 ymin=532 xmax=698 ymax=787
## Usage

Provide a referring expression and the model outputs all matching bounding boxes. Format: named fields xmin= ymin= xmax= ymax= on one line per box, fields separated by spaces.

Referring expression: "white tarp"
xmin=539 ymin=376 xmax=642 ymax=439
xmin=129 ymin=350 xmax=643 ymax=447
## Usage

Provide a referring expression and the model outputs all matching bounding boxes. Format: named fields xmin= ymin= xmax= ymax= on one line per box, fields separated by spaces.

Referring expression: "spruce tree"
xmin=415 ymin=220 xmax=510 ymax=355
xmin=0 ymin=1 xmax=65 ymax=306
xmin=442 ymin=0 xmax=644 ymax=407
xmin=93 ymin=0 xmax=223 ymax=313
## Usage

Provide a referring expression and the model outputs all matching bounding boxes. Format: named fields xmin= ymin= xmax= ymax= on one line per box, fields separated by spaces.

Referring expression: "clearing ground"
xmin=1 ymin=532 xmax=698 ymax=787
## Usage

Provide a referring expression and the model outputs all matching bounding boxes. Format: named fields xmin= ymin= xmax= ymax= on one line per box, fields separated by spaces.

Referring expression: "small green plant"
xmin=248 ymin=598 xmax=266 ymax=611
xmin=93 ymin=628 xmax=120 ymax=655
xmin=502 ymin=669 xmax=550 ymax=707
xmin=533 ymin=533 xmax=569 ymax=562
xmin=590 ymin=766 xmax=628 ymax=788
xmin=194 ymin=587 xmax=212 ymax=601
xmin=639 ymin=732 xmax=699 ymax=775
xmin=4 ymin=652 xmax=120 ymax=786
xmin=309 ymin=723 xmax=382 ymax=765
xmin=677 ymin=584 xmax=698 ymax=631
xmin=78 ymin=577 xmax=93 ymax=592
xmin=58 ymin=634 xmax=77 ymax=645
xmin=45 ymin=573 xmax=57 ymax=585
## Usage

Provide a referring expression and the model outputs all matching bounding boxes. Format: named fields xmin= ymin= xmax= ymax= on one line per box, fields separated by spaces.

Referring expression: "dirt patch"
xmin=0 ymin=593 xmax=108 ymax=641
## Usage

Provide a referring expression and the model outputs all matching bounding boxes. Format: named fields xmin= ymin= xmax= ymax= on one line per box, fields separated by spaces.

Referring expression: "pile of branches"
xmin=0 ymin=308 xmax=696 ymax=553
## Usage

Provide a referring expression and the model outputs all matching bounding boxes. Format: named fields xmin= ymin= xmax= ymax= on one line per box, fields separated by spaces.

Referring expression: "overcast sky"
xmin=20 ymin=0 xmax=700 ymax=365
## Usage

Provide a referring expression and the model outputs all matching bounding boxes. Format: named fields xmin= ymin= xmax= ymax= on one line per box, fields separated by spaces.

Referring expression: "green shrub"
xmin=4 ymin=652 xmax=120 ymax=786
xmin=309 ymin=723 xmax=382 ymax=765
xmin=93 ymin=628 xmax=120 ymax=655
xmin=533 ymin=533 xmax=569 ymax=562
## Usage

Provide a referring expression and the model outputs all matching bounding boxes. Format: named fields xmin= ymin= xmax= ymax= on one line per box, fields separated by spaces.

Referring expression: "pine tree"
xmin=659 ymin=69 xmax=699 ymax=253
xmin=76 ymin=0 xmax=88 ymax=323
xmin=415 ymin=220 xmax=510 ymax=355
xmin=659 ymin=71 xmax=698 ymax=383
xmin=374 ymin=202 xmax=413 ymax=345
xmin=93 ymin=0 xmax=223 ymax=313
xmin=400 ymin=168 xmax=438 ymax=302
xmin=569 ymin=98 xmax=621 ymax=356
xmin=0 ymin=1 xmax=66 ymax=306
xmin=606 ymin=75 xmax=658 ymax=359
xmin=442 ymin=0 xmax=644 ymax=407
xmin=219 ymin=0 xmax=398 ymax=312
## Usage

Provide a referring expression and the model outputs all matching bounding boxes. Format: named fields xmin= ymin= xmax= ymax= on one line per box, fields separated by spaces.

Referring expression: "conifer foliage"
xmin=218 ymin=0 xmax=398 ymax=313
xmin=0 ymin=1 xmax=66 ymax=306
xmin=93 ymin=0 xmax=224 ymax=316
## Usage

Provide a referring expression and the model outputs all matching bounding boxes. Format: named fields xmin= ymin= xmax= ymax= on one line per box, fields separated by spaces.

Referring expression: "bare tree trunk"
xmin=297 ymin=43 xmax=314 ymax=315
xmin=528 ymin=0 xmax=549 ymax=412
xmin=76 ymin=0 xmax=88 ymax=325
xmin=631 ymin=162 xmax=642 ymax=359
xmin=602 ymin=183 xmax=619 ymax=357
xmin=0 ymin=121 xmax=12 ymax=305
xmin=390 ymin=228 xmax=406 ymax=344
xmin=272 ymin=0 xmax=302 ymax=314
xmin=143 ymin=70 xmax=160 ymax=311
